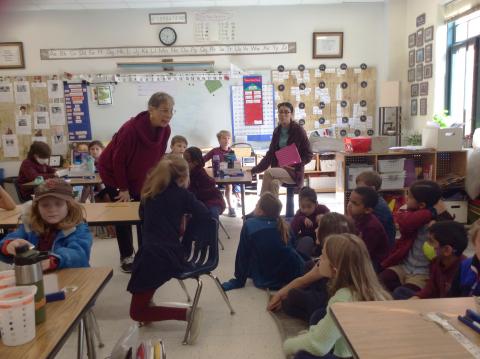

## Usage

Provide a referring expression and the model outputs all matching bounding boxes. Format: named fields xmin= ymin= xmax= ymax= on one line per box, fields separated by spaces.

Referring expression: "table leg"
xmin=77 ymin=318 xmax=85 ymax=359
xmin=84 ymin=315 xmax=97 ymax=359
xmin=241 ymin=184 xmax=246 ymax=220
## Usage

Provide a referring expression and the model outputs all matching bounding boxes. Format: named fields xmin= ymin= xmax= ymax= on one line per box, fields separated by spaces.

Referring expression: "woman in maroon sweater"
xmin=18 ymin=141 xmax=57 ymax=201
xmin=97 ymin=92 xmax=173 ymax=272
xmin=251 ymin=102 xmax=313 ymax=197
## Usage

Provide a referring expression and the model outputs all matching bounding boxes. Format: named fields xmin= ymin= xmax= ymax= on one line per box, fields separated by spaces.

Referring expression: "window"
xmin=446 ymin=10 xmax=480 ymax=137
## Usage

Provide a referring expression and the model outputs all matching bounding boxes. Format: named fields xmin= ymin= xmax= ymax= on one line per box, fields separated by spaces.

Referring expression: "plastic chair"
xmin=173 ymin=217 xmax=235 ymax=345
xmin=282 ymin=183 xmax=297 ymax=218
xmin=3 ymin=176 xmax=29 ymax=204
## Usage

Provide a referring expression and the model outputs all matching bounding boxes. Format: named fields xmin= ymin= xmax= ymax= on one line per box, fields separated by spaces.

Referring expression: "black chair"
xmin=173 ymin=217 xmax=235 ymax=344
xmin=282 ymin=183 xmax=297 ymax=218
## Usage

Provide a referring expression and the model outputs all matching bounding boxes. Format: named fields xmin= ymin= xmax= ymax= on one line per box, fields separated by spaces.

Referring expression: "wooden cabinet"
xmin=336 ymin=150 xmax=467 ymax=214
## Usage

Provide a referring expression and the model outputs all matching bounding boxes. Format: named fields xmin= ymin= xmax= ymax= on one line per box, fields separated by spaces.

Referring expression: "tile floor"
xmin=51 ymin=193 xmax=341 ymax=359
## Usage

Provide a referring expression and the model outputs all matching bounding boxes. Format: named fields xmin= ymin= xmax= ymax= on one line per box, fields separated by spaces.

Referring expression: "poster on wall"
xmin=15 ymin=114 xmax=31 ymax=135
xmin=243 ymin=75 xmax=263 ymax=125
xmin=64 ymin=82 xmax=92 ymax=141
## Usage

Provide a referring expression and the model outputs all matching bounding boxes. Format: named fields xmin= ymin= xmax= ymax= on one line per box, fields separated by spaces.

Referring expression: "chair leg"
xmin=182 ymin=277 xmax=203 ymax=345
xmin=178 ymin=279 xmax=191 ymax=302
xmin=219 ymin=220 xmax=231 ymax=239
xmin=286 ymin=187 xmax=295 ymax=218
xmin=219 ymin=238 xmax=225 ymax=251
xmin=207 ymin=273 xmax=235 ymax=315
xmin=87 ymin=309 xmax=105 ymax=348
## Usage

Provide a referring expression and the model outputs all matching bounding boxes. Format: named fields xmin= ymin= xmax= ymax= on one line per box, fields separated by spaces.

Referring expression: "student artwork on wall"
xmin=2 ymin=134 xmax=19 ymax=157
xmin=408 ymin=69 xmax=415 ymax=82
xmin=420 ymin=98 xmax=427 ymax=116
xmin=425 ymin=26 xmax=434 ymax=42
xmin=411 ymin=99 xmax=418 ymax=116
xmin=0 ymin=81 xmax=13 ymax=102
xmin=411 ymin=83 xmax=419 ymax=97
xmin=409 ymin=50 xmax=415 ymax=67
xmin=96 ymin=85 xmax=113 ymax=105
xmin=14 ymin=80 xmax=31 ymax=104
xmin=424 ymin=64 xmax=433 ymax=79
xmin=425 ymin=44 xmax=432 ymax=63
xmin=419 ymin=82 xmax=428 ymax=96
xmin=15 ymin=114 xmax=31 ymax=134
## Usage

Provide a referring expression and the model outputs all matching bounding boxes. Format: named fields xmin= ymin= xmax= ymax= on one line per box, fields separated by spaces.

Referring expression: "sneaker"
xmin=228 ymin=208 xmax=236 ymax=217
xmin=186 ymin=307 xmax=203 ymax=344
xmin=120 ymin=255 xmax=134 ymax=273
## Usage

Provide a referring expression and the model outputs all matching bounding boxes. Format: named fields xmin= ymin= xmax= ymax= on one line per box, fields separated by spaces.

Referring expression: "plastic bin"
xmin=380 ymin=172 xmax=406 ymax=190
xmin=422 ymin=127 xmax=463 ymax=151
xmin=0 ymin=285 xmax=37 ymax=346
xmin=378 ymin=158 xmax=405 ymax=173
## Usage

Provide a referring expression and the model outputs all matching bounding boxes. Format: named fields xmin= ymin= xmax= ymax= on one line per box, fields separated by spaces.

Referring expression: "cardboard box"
xmin=422 ymin=127 xmax=463 ymax=151
xmin=371 ymin=136 xmax=390 ymax=153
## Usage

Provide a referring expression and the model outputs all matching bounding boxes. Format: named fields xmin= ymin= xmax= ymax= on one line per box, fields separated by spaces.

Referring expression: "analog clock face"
xmin=159 ymin=27 xmax=177 ymax=46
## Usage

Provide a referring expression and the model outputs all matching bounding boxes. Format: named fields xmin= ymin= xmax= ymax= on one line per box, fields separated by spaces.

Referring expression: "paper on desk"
xmin=44 ymin=273 xmax=59 ymax=294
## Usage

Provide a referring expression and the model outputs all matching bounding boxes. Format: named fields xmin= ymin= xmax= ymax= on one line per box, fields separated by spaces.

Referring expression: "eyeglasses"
xmin=158 ymin=108 xmax=176 ymax=115
xmin=278 ymin=110 xmax=291 ymax=114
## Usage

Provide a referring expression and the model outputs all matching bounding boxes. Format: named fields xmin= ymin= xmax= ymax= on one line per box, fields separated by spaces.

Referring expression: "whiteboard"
xmin=87 ymin=81 xmax=233 ymax=148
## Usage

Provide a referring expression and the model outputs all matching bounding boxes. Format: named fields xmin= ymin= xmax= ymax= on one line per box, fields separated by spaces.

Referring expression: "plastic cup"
xmin=0 ymin=285 xmax=37 ymax=346
xmin=0 ymin=270 xmax=15 ymax=290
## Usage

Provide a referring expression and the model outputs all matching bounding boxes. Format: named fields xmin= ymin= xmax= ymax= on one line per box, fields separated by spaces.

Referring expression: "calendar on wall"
xmin=230 ymin=84 xmax=275 ymax=142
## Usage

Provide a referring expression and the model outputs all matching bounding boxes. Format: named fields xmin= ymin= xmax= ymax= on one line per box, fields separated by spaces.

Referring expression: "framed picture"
xmin=0 ymin=42 xmax=25 ymax=69
xmin=425 ymin=44 xmax=432 ymax=63
xmin=419 ymin=81 xmax=429 ymax=96
xmin=408 ymin=68 xmax=415 ymax=82
xmin=424 ymin=64 xmax=433 ymax=79
xmin=416 ymin=48 xmax=424 ymax=63
xmin=425 ymin=25 xmax=434 ymax=42
xmin=416 ymin=28 xmax=424 ymax=47
xmin=409 ymin=50 xmax=415 ymax=67
xmin=416 ymin=63 xmax=424 ymax=81
xmin=420 ymin=98 xmax=427 ymax=116
xmin=313 ymin=32 xmax=343 ymax=59
xmin=417 ymin=13 xmax=426 ymax=27
xmin=408 ymin=33 xmax=416 ymax=48
xmin=411 ymin=99 xmax=418 ymax=116
xmin=411 ymin=83 xmax=419 ymax=97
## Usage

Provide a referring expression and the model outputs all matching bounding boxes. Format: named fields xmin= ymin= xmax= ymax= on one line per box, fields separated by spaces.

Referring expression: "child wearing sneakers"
xmin=355 ymin=171 xmax=396 ymax=248
xmin=380 ymin=180 xmax=453 ymax=295
xmin=170 ymin=135 xmax=188 ymax=156
xmin=393 ymin=221 xmax=468 ymax=299
xmin=290 ymin=186 xmax=330 ymax=259
xmin=203 ymin=130 xmax=241 ymax=217
xmin=347 ymin=186 xmax=389 ymax=272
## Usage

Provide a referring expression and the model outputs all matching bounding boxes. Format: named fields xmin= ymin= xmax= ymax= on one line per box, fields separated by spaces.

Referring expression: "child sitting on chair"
xmin=170 ymin=135 xmax=188 ymax=156
xmin=203 ymin=130 xmax=241 ymax=217
xmin=222 ymin=192 xmax=305 ymax=291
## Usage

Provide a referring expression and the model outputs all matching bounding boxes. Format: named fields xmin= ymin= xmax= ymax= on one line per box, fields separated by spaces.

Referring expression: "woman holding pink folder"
xmin=251 ymin=102 xmax=313 ymax=197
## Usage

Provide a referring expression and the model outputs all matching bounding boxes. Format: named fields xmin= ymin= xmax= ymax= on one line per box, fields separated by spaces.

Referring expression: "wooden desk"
xmin=23 ymin=174 xmax=103 ymax=188
xmin=206 ymin=168 xmax=253 ymax=218
xmin=330 ymin=297 xmax=480 ymax=359
xmin=0 ymin=267 xmax=113 ymax=359
xmin=0 ymin=202 xmax=140 ymax=229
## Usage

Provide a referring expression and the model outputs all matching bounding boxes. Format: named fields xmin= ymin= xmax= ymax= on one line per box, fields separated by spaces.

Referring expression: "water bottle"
xmin=212 ymin=155 xmax=220 ymax=177
xmin=227 ymin=150 xmax=236 ymax=169
xmin=14 ymin=245 xmax=49 ymax=324
xmin=86 ymin=155 xmax=96 ymax=174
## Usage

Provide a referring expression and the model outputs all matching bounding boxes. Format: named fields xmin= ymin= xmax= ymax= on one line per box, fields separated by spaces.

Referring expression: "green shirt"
xmin=279 ymin=126 xmax=289 ymax=148
xmin=283 ymin=287 xmax=353 ymax=358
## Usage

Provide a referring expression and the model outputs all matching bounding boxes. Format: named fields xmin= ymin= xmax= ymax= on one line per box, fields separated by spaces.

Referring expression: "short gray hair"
xmin=148 ymin=92 xmax=174 ymax=109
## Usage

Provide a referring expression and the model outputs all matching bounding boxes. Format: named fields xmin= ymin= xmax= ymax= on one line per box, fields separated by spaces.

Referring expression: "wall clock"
xmin=159 ymin=27 xmax=177 ymax=46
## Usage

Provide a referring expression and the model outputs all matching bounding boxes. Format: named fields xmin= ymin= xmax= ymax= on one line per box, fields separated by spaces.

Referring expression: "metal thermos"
xmin=14 ymin=245 xmax=49 ymax=324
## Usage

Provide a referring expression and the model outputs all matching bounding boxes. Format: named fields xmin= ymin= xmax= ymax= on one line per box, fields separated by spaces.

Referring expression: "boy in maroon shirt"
xmin=290 ymin=186 xmax=330 ymax=258
xmin=393 ymin=220 xmax=468 ymax=299
xmin=347 ymin=186 xmax=389 ymax=272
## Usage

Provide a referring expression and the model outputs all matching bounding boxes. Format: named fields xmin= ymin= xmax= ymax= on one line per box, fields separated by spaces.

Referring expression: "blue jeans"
xmin=294 ymin=351 xmax=345 ymax=359
xmin=393 ymin=286 xmax=417 ymax=300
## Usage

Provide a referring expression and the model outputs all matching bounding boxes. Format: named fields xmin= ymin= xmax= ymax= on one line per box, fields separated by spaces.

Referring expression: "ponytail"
xmin=257 ymin=192 xmax=290 ymax=244
xmin=141 ymin=157 xmax=189 ymax=199
xmin=277 ymin=217 xmax=289 ymax=244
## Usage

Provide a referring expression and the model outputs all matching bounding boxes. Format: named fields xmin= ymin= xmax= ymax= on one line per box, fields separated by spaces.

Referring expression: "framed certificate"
xmin=313 ymin=32 xmax=343 ymax=59
xmin=0 ymin=42 xmax=24 ymax=69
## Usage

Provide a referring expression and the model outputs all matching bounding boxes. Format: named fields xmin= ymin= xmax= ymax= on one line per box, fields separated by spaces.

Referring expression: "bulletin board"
xmin=272 ymin=66 xmax=376 ymax=137
xmin=0 ymin=75 xmax=69 ymax=161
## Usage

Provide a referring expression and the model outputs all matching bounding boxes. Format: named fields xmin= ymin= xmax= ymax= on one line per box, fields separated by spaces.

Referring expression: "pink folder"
xmin=275 ymin=143 xmax=301 ymax=167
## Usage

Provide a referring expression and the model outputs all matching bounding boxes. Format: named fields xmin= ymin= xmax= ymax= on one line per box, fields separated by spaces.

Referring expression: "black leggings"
xmin=103 ymin=186 xmax=141 ymax=259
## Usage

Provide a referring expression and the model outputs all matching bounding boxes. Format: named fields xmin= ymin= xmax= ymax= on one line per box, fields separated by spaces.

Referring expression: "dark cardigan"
xmin=251 ymin=121 xmax=313 ymax=187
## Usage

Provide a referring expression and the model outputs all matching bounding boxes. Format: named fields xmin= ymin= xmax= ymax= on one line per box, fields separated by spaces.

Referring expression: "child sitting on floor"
xmin=203 ymin=130 xmax=241 ymax=217
xmin=290 ymin=186 xmax=330 ymax=259
xmin=222 ymin=192 xmax=305 ymax=291
xmin=355 ymin=170 xmax=396 ymax=248
xmin=347 ymin=186 xmax=389 ymax=272
xmin=268 ymin=213 xmax=356 ymax=325
xmin=393 ymin=220 xmax=468 ymax=299
xmin=0 ymin=178 xmax=92 ymax=270
xmin=449 ymin=219 xmax=480 ymax=297
xmin=127 ymin=157 xmax=210 ymax=344
xmin=380 ymin=180 xmax=452 ymax=295
xmin=283 ymin=233 xmax=391 ymax=359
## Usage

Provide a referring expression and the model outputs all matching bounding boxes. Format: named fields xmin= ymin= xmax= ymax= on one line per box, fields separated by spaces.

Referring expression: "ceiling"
xmin=5 ymin=0 xmax=385 ymax=11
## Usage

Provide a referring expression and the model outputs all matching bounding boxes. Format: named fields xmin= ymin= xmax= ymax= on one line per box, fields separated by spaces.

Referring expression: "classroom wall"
xmin=0 ymin=3 xmax=388 ymax=176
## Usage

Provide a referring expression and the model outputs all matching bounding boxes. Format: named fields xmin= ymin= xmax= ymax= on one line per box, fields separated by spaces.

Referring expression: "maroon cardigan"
xmin=290 ymin=204 xmax=330 ymax=239
xmin=18 ymin=158 xmax=56 ymax=198
xmin=97 ymin=111 xmax=171 ymax=197
xmin=188 ymin=166 xmax=226 ymax=214
xmin=251 ymin=121 xmax=313 ymax=187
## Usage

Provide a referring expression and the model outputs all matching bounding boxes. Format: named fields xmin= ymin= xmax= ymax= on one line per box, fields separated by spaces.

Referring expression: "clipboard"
xmin=275 ymin=143 xmax=301 ymax=167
